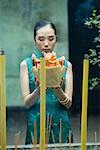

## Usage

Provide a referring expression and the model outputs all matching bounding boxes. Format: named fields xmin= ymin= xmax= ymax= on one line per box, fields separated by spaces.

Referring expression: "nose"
xmin=44 ymin=39 xmax=49 ymax=47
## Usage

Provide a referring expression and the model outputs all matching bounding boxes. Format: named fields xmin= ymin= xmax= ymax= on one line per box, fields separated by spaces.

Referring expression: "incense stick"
xmin=46 ymin=114 xmax=49 ymax=143
xmin=94 ymin=132 xmax=98 ymax=150
xmin=48 ymin=115 xmax=52 ymax=143
xmin=59 ymin=118 xmax=62 ymax=150
xmin=32 ymin=135 xmax=34 ymax=149
xmin=51 ymin=129 xmax=55 ymax=144
xmin=14 ymin=132 xmax=20 ymax=150
xmin=68 ymin=130 xmax=72 ymax=150
xmin=51 ymin=129 xmax=57 ymax=149
xmin=34 ymin=120 xmax=37 ymax=150
xmin=46 ymin=114 xmax=49 ymax=149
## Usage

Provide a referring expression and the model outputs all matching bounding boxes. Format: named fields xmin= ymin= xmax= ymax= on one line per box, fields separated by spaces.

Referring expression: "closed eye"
xmin=48 ymin=36 xmax=55 ymax=41
xmin=38 ymin=36 xmax=45 ymax=41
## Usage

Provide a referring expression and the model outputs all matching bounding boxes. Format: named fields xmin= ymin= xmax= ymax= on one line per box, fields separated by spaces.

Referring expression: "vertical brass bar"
xmin=81 ymin=54 xmax=89 ymax=150
xmin=0 ymin=50 xmax=6 ymax=150
xmin=40 ymin=57 xmax=46 ymax=150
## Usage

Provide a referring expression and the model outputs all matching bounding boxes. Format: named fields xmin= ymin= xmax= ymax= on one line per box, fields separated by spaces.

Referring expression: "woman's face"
xmin=35 ymin=24 xmax=56 ymax=53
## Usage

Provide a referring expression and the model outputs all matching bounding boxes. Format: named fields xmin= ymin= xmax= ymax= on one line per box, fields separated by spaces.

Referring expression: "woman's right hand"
xmin=34 ymin=77 xmax=40 ymax=87
xmin=20 ymin=60 xmax=40 ymax=108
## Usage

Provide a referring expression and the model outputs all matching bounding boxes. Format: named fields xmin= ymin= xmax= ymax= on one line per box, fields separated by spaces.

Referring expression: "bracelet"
xmin=59 ymin=98 xmax=67 ymax=104
xmin=59 ymin=98 xmax=71 ymax=106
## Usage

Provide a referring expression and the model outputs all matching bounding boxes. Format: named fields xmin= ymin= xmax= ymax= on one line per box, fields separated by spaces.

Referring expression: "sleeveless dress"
xmin=25 ymin=51 xmax=72 ymax=144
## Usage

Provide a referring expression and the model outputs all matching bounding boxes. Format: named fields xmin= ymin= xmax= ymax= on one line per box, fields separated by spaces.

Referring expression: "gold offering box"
xmin=32 ymin=65 xmax=66 ymax=87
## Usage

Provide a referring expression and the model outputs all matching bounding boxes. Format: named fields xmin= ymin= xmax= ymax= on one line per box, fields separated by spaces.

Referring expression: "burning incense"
xmin=94 ymin=131 xmax=97 ymax=143
xmin=14 ymin=132 xmax=20 ymax=150
xmin=32 ymin=135 xmax=34 ymax=149
xmin=51 ymin=129 xmax=57 ymax=149
xmin=46 ymin=113 xmax=49 ymax=146
xmin=68 ymin=130 xmax=72 ymax=150
xmin=0 ymin=50 xmax=6 ymax=150
xmin=40 ymin=57 xmax=46 ymax=150
xmin=48 ymin=115 xmax=52 ymax=143
xmin=81 ymin=54 xmax=89 ymax=150
xmin=51 ymin=130 xmax=55 ymax=144
xmin=34 ymin=120 xmax=37 ymax=150
xmin=59 ymin=118 xmax=62 ymax=150
xmin=47 ymin=115 xmax=56 ymax=149
xmin=94 ymin=132 xmax=98 ymax=150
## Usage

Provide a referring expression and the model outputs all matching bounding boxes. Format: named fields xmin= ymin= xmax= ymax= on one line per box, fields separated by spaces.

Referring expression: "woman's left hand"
xmin=60 ymin=94 xmax=72 ymax=108
xmin=53 ymin=87 xmax=72 ymax=108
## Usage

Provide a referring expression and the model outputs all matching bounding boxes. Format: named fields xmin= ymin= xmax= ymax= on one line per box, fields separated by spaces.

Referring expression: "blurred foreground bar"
xmin=0 ymin=50 xmax=6 ymax=150
xmin=0 ymin=143 xmax=100 ymax=150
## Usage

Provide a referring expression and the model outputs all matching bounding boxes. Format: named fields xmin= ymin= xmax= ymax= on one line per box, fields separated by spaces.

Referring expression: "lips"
xmin=42 ymin=49 xmax=50 ymax=52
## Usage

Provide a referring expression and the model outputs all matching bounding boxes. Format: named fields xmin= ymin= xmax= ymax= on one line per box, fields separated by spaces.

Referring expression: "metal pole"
xmin=40 ymin=57 xmax=46 ymax=150
xmin=81 ymin=54 xmax=89 ymax=150
xmin=0 ymin=50 xmax=6 ymax=150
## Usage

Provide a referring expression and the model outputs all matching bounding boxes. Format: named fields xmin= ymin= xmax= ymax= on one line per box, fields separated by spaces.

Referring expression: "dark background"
xmin=68 ymin=0 xmax=100 ymax=114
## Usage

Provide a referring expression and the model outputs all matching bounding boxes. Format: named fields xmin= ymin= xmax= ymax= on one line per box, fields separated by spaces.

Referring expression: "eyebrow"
xmin=38 ymin=36 xmax=44 ymax=39
xmin=37 ymin=35 xmax=55 ymax=39
xmin=48 ymin=35 xmax=54 ymax=38
xmin=38 ymin=35 xmax=55 ymax=37
xmin=38 ymin=36 xmax=44 ymax=37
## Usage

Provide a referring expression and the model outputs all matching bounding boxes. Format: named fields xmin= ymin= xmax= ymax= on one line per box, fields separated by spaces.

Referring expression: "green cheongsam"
xmin=25 ymin=51 xmax=73 ymax=144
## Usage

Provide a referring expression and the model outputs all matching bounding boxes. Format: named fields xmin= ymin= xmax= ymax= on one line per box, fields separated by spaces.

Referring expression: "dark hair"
xmin=34 ymin=20 xmax=56 ymax=40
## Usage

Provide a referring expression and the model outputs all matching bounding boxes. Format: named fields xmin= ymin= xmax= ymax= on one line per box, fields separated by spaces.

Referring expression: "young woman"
xmin=20 ymin=20 xmax=73 ymax=144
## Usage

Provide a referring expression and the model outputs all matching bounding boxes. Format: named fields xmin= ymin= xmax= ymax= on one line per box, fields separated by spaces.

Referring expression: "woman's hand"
xmin=34 ymin=77 xmax=40 ymax=87
xmin=20 ymin=60 xmax=40 ymax=108
xmin=53 ymin=61 xmax=73 ymax=109
xmin=53 ymin=87 xmax=72 ymax=109
xmin=59 ymin=93 xmax=72 ymax=109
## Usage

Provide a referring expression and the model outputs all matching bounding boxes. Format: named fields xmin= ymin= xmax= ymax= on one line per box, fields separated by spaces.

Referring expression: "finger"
xmin=65 ymin=100 xmax=72 ymax=108
xmin=65 ymin=99 xmax=71 ymax=105
xmin=36 ymin=81 xmax=39 ymax=87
